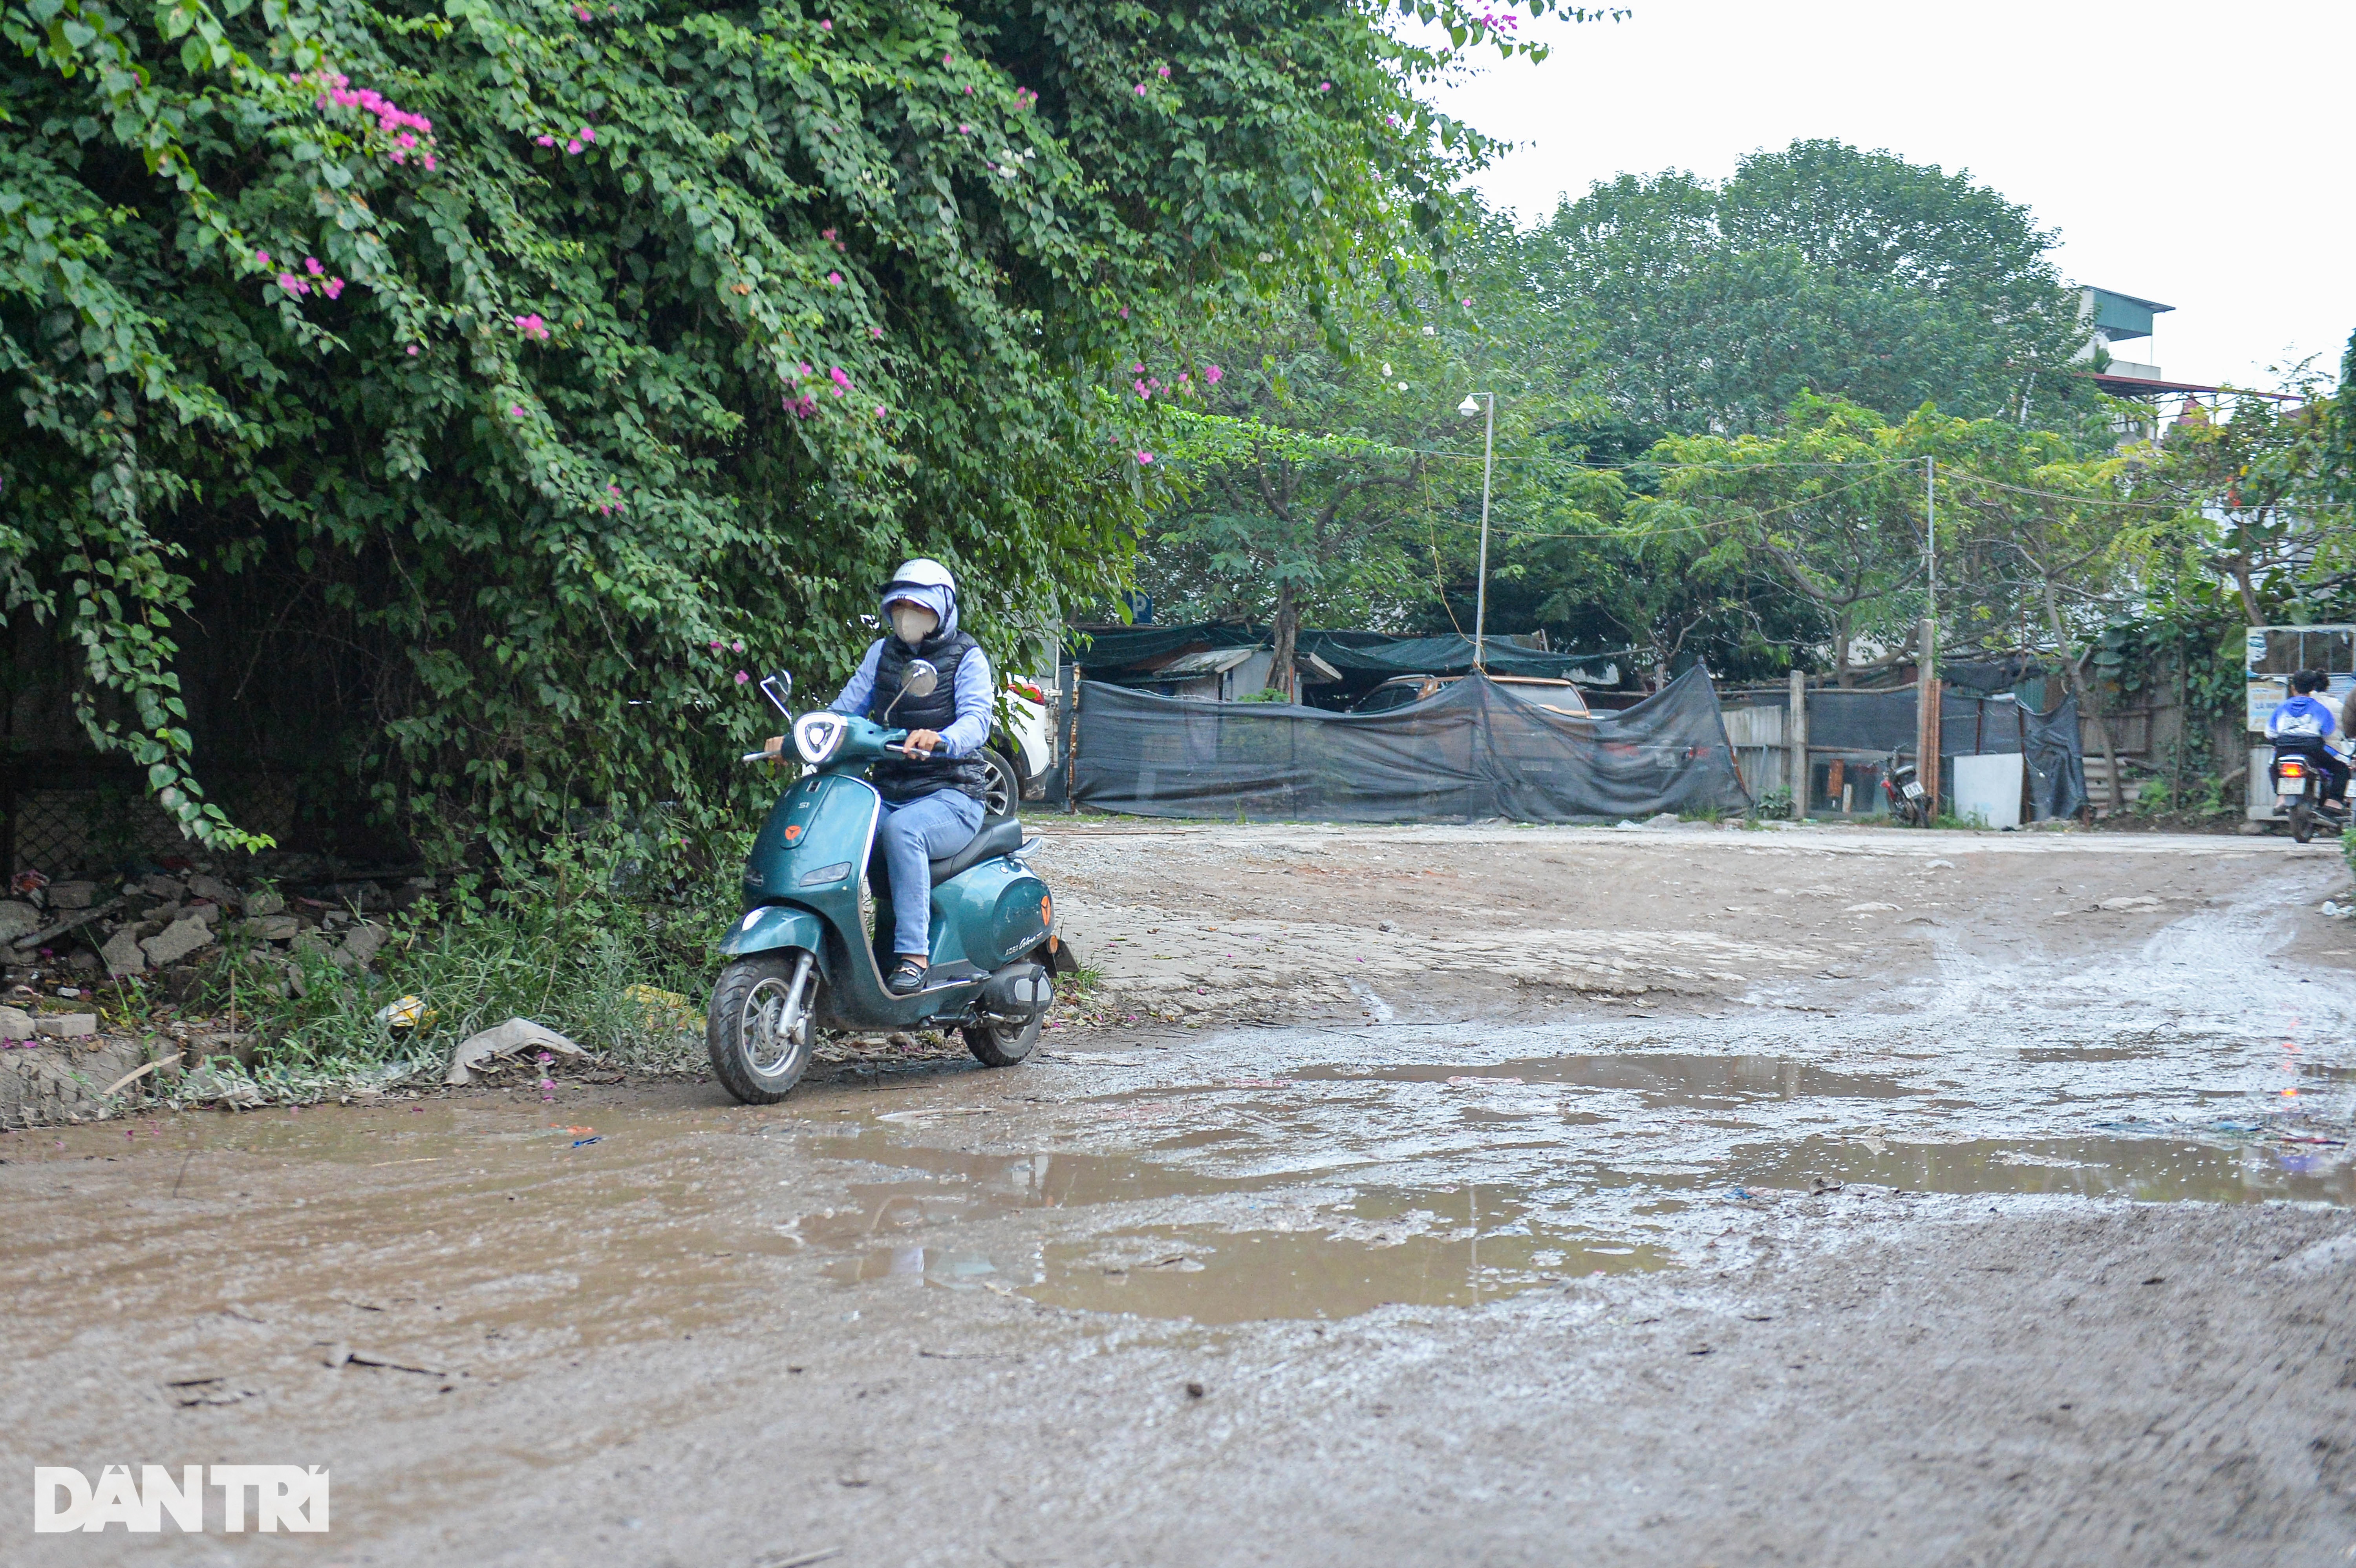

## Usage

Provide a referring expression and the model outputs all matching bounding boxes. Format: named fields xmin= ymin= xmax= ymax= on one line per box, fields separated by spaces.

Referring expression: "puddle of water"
xmin=1020 ymin=1225 xmax=1668 ymax=1323
xmin=1292 ymin=1052 xmax=1913 ymax=1104
xmin=1733 ymin=1135 xmax=2356 ymax=1204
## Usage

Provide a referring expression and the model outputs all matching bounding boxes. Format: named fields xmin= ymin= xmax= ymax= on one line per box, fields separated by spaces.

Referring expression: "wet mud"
xmin=6 ymin=827 xmax=2356 ymax=1563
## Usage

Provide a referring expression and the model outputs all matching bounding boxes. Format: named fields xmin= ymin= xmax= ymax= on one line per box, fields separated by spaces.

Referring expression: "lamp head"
xmin=1457 ymin=393 xmax=1482 ymax=419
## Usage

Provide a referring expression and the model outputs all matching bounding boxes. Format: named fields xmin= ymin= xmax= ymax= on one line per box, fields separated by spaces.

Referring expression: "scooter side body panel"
xmin=926 ymin=861 xmax=1055 ymax=971
xmin=718 ymin=903 xmax=828 ymax=961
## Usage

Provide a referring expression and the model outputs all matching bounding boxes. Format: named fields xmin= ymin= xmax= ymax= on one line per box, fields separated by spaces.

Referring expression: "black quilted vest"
xmin=868 ymin=630 xmax=988 ymax=805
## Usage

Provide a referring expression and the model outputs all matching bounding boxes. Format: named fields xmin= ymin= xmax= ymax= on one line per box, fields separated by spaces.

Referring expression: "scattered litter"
xmin=164 ymin=1375 xmax=256 ymax=1408
xmin=1924 ymin=859 xmax=1955 ymax=870
xmin=2321 ymin=901 xmax=2355 ymax=920
xmin=755 ymin=1548 xmax=845 ymax=1568
xmin=1858 ymin=1132 xmax=1888 ymax=1155
xmin=2096 ymin=895 xmax=2161 ymax=912
xmin=876 ymin=1107 xmax=996 ymax=1125
xmin=323 ymin=1341 xmax=448 ymax=1376
xmin=624 ymin=983 xmax=698 ymax=1031
xmin=376 ymin=995 xmax=431 ymax=1029
xmin=102 ymin=1054 xmax=181 ymax=1096
xmin=569 ymin=1136 xmax=603 ymax=1149
xmin=443 ymin=1018 xmax=585 ymax=1085
xmin=1843 ymin=903 xmax=1900 ymax=914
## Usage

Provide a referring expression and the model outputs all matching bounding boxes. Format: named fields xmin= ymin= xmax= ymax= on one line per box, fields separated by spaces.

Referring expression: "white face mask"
xmin=889 ymin=603 xmax=939 ymax=644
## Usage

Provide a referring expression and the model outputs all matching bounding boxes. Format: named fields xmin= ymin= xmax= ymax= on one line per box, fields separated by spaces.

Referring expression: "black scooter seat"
xmin=928 ymin=817 xmax=1024 ymax=885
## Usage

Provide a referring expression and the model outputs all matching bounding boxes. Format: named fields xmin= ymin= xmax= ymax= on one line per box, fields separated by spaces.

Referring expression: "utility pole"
xmin=1459 ymin=391 xmax=1496 ymax=671
xmin=1915 ymin=455 xmax=1939 ymax=818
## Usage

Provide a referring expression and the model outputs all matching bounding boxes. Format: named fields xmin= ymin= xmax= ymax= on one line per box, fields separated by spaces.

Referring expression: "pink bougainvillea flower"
xmin=581 ymin=127 xmax=596 ymax=143
xmin=826 ymin=271 xmax=843 ymax=285
xmin=1118 ymin=306 xmax=1130 ymax=319
xmin=510 ymin=404 xmax=526 ymax=417
xmin=709 ymin=639 xmax=723 ymax=651
xmin=305 ymin=257 xmax=324 ymax=275
xmin=1134 ymin=82 xmax=1148 ymax=95
xmin=799 ymin=362 xmax=813 ymax=375
xmin=515 ymin=313 xmax=550 ymax=340
xmin=956 ymin=123 xmax=971 ymax=135
xmin=1134 ymin=450 xmax=1155 ymax=464
xmin=830 ymin=366 xmax=852 ymax=386
xmin=1158 ymin=65 xmax=1171 ymax=79
xmin=941 ymin=51 xmax=952 ymax=65
xmin=536 ymin=134 xmax=557 ymax=147
xmin=818 ymin=17 xmax=831 ymax=29
xmin=422 ymin=154 xmax=437 ymax=171
xmin=821 ymin=227 xmax=837 ymax=241
xmin=1202 ymin=363 xmax=1224 ymax=384
xmin=731 ymin=640 xmax=744 ymax=652
xmin=276 ymin=272 xmax=307 ymax=296
xmin=734 ymin=670 xmax=750 ymax=685
xmin=566 ymin=139 xmax=584 ymax=154
xmin=323 ymin=277 xmax=346 ymax=299
xmin=609 ymin=483 xmax=621 ymax=494
xmin=407 ymin=344 xmax=421 ymax=355
xmin=573 ymin=4 xmax=589 ymax=18
xmin=869 ymin=325 xmax=884 ymax=338
xmin=874 ymin=404 xmax=887 ymax=416
xmin=1461 ymin=297 xmax=1472 ymax=308
xmin=254 ymin=249 xmax=271 ymax=265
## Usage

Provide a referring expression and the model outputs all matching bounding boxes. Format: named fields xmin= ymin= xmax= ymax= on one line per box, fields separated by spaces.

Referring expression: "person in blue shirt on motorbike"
xmin=2268 ymin=669 xmax=2349 ymax=807
xmin=765 ymin=559 xmax=993 ymax=995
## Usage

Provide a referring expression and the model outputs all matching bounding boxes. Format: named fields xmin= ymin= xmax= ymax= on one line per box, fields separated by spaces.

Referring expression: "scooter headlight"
xmin=792 ymin=712 xmax=847 ymax=765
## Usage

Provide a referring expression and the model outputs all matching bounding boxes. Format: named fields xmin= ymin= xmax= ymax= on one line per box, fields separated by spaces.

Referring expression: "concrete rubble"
xmin=1 ymin=855 xmax=441 ymax=1129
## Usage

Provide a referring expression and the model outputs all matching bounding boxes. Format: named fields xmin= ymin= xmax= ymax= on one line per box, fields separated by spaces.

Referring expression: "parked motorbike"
xmin=2268 ymin=745 xmax=2349 ymax=845
xmin=705 ymin=662 xmax=1063 ymax=1104
xmin=1881 ymin=748 xmax=1931 ymax=827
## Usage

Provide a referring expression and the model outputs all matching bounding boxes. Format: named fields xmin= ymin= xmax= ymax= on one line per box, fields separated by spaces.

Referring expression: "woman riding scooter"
xmin=765 ymin=558 xmax=991 ymax=995
xmin=2266 ymin=669 xmax=2350 ymax=837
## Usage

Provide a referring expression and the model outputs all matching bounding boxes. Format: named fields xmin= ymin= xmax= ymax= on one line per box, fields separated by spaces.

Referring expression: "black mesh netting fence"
xmin=1060 ymin=667 xmax=1749 ymax=823
xmin=1797 ymin=688 xmax=2087 ymax=821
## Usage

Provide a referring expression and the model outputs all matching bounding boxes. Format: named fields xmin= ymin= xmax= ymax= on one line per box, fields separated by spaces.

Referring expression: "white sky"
xmin=1427 ymin=0 xmax=2354 ymax=392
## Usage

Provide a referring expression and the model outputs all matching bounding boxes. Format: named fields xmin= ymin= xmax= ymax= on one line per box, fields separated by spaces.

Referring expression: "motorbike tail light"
xmin=1010 ymin=680 xmax=1045 ymax=704
xmin=2281 ymin=760 xmax=2308 ymax=777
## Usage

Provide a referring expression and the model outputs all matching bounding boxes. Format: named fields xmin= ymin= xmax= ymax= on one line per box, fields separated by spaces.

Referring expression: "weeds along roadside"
xmin=152 ymin=829 xmax=755 ymax=1103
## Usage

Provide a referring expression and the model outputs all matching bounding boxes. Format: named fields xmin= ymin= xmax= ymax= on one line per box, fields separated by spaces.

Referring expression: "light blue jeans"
xmin=876 ymin=788 xmax=984 ymax=958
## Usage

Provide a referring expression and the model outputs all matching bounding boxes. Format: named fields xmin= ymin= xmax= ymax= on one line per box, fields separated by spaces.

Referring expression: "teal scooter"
xmin=705 ymin=662 xmax=1062 ymax=1104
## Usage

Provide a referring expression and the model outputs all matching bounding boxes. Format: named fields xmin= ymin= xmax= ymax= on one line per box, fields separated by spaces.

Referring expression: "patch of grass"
xmin=177 ymin=828 xmax=749 ymax=1094
xmin=1679 ymin=804 xmax=1726 ymax=824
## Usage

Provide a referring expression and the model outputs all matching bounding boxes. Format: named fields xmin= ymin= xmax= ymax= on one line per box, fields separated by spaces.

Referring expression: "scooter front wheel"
xmin=708 ymin=951 xmax=819 ymax=1104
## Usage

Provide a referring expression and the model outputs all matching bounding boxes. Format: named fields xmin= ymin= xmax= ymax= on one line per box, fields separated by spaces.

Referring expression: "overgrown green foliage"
xmin=1 ymin=0 xmax=1566 ymax=868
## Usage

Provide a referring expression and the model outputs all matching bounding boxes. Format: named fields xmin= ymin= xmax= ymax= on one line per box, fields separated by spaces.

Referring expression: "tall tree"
xmin=1535 ymin=140 xmax=2098 ymax=439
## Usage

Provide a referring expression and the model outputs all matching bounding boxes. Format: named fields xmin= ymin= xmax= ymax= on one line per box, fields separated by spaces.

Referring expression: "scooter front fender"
xmin=719 ymin=903 xmax=829 ymax=961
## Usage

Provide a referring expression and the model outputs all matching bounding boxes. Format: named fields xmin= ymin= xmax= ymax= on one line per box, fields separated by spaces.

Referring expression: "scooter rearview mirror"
xmin=899 ymin=659 xmax=939 ymax=699
xmin=759 ymin=671 xmax=793 ymax=716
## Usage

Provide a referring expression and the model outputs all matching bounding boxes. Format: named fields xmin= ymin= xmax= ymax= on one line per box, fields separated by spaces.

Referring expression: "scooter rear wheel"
xmin=708 ymin=952 xmax=819 ymax=1104
xmin=962 ymin=1012 xmax=1041 ymax=1068
xmin=2291 ymin=800 xmax=2316 ymax=844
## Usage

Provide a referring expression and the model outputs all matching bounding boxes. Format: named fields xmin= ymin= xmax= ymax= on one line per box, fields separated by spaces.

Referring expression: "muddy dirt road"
xmin=8 ymin=823 xmax=2356 ymax=1565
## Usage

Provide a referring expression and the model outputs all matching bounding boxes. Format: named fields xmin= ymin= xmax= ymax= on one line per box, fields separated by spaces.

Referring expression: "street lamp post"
xmin=1457 ymin=391 xmax=1494 ymax=671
